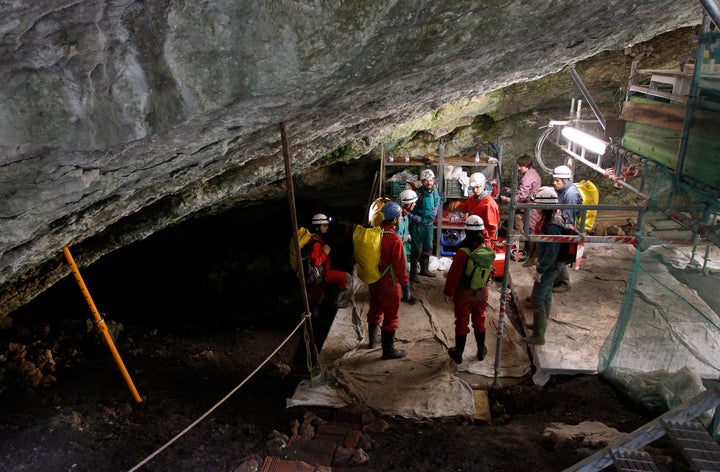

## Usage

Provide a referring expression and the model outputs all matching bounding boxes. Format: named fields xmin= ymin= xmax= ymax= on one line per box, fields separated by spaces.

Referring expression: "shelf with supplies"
xmin=437 ymin=151 xmax=503 ymax=259
xmin=379 ymin=141 xmax=503 ymax=260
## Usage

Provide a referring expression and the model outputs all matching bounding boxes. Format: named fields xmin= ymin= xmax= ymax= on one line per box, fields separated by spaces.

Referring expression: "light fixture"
xmin=561 ymin=126 xmax=607 ymax=155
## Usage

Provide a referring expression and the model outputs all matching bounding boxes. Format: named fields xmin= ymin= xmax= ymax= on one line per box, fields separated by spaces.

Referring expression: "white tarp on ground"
xmin=512 ymin=244 xmax=637 ymax=386
xmin=288 ymin=259 xmax=532 ymax=419
xmin=288 ymin=244 xmax=720 ymax=418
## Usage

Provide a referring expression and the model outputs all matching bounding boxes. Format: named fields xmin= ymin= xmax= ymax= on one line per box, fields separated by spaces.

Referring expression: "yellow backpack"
xmin=576 ymin=180 xmax=599 ymax=232
xmin=353 ymin=225 xmax=387 ymax=284
xmin=354 ymin=197 xmax=398 ymax=285
xmin=289 ymin=227 xmax=323 ymax=284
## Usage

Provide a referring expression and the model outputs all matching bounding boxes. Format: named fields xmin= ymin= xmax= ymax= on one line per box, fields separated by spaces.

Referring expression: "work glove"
xmin=323 ymin=244 xmax=331 ymax=255
xmin=401 ymin=283 xmax=415 ymax=304
xmin=431 ymin=205 xmax=439 ymax=219
xmin=534 ymin=272 xmax=543 ymax=284
xmin=409 ymin=213 xmax=422 ymax=223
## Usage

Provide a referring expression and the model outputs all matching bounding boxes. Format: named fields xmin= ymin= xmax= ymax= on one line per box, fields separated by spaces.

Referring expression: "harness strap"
xmin=380 ymin=230 xmax=397 ymax=285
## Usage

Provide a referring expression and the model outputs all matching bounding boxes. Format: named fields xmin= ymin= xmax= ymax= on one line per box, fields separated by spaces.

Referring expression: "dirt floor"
xmin=0 ymin=207 xmax=708 ymax=471
xmin=0 ymin=300 xmax=694 ymax=472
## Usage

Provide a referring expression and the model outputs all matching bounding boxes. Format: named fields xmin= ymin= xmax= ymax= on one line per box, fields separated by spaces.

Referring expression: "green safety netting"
xmin=598 ymin=164 xmax=720 ymax=428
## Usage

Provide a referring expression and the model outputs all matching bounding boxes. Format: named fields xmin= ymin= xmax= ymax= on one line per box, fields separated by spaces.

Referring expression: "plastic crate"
xmin=444 ymin=179 xmax=464 ymax=198
xmin=389 ymin=181 xmax=408 ymax=197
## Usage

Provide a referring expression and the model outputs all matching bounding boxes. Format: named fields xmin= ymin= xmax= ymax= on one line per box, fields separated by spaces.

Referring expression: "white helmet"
xmin=469 ymin=172 xmax=486 ymax=189
xmin=464 ymin=215 xmax=485 ymax=231
xmin=552 ymin=165 xmax=572 ymax=180
xmin=420 ymin=168 xmax=435 ymax=181
xmin=399 ymin=189 xmax=418 ymax=205
xmin=311 ymin=213 xmax=331 ymax=225
xmin=533 ymin=186 xmax=558 ymax=204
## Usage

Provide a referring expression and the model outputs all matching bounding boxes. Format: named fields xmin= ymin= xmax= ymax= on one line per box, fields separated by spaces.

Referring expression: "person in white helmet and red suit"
xmin=448 ymin=171 xmax=500 ymax=248
xmin=443 ymin=215 xmax=495 ymax=364
xmin=366 ymin=202 xmax=411 ymax=360
xmin=306 ymin=213 xmax=352 ymax=315
xmin=407 ymin=169 xmax=443 ymax=283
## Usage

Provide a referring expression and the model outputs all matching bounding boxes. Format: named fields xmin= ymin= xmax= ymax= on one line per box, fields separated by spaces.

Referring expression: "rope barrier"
xmin=127 ymin=314 xmax=310 ymax=471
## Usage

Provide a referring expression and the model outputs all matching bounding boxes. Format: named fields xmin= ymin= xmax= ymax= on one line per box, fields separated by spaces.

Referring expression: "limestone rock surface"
xmin=0 ymin=1 xmax=703 ymax=314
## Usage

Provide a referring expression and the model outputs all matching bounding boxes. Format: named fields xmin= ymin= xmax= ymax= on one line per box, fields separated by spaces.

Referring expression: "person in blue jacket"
xmin=551 ymin=165 xmax=583 ymax=293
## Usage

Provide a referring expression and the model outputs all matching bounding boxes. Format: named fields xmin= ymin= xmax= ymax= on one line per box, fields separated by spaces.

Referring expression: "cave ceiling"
xmin=0 ymin=1 xmax=705 ymax=315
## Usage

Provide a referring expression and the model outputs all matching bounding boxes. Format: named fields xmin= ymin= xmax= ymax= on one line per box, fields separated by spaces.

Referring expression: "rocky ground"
xmin=0 ymin=294 xmax=696 ymax=472
xmin=0 ymin=205 xmax=709 ymax=471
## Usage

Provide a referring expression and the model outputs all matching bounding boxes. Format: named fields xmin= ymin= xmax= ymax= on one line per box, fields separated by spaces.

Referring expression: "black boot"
xmin=474 ymin=332 xmax=487 ymax=361
xmin=381 ymin=331 xmax=406 ymax=360
xmin=448 ymin=333 xmax=466 ymax=364
xmin=419 ymin=254 xmax=436 ymax=277
xmin=410 ymin=256 xmax=420 ymax=283
xmin=368 ymin=323 xmax=380 ymax=349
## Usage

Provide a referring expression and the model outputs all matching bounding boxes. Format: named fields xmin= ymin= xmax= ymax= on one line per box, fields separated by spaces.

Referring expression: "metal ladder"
xmin=564 ymin=384 xmax=720 ymax=472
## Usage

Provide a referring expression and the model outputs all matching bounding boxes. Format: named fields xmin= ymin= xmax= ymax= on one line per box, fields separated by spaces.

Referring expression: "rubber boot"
xmin=381 ymin=331 xmax=406 ymax=360
xmin=552 ymin=264 xmax=570 ymax=293
xmin=419 ymin=254 xmax=436 ymax=277
xmin=523 ymin=312 xmax=547 ymax=345
xmin=474 ymin=332 xmax=488 ymax=361
xmin=448 ymin=334 xmax=466 ymax=364
xmin=368 ymin=323 xmax=380 ymax=349
xmin=410 ymin=256 xmax=420 ymax=283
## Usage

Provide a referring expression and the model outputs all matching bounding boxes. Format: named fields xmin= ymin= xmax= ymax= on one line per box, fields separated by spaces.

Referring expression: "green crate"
xmin=389 ymin=181 xmax=408 ymax=197
xmin=444 ymin=179 xmax=464 ymax=198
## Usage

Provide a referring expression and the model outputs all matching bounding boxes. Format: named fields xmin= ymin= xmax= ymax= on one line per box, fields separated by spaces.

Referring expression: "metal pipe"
xmin=569 ymin=66 xmax=607 ymax=130
xmin=562 ymin=147 xmax=648 ymax=199
xmin=436 ymin=140 xmax=445 ymax=257
xmin=675 ymin=12 xmax=711 ymax=184
xmin=280 ymin=122 xmax=321 ymax=376
xmin=62 ymin=246 xmax=143 ymax=404
xmin=699 ymin=0 xmax=720 ymax=29
xmin=493 ymin=164 xmax=520 ymax=386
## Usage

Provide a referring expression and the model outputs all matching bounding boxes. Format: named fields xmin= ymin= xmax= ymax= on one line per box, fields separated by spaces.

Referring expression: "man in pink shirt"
xmin=501 ymin=154 xmax=542 ymax=266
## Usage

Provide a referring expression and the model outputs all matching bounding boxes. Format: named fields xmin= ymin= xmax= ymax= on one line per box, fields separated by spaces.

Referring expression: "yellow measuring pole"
xmin=62 ymin=246 xmax=143 ymax=403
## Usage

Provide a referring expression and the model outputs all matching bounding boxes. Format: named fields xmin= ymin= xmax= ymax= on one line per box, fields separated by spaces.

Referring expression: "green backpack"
xmin=459 ymin=246 xmax=496 ymax=291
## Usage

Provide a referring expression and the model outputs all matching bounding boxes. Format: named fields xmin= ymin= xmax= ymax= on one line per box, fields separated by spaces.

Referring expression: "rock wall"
xmin=0 ymin=1 xmax=704 ymax=314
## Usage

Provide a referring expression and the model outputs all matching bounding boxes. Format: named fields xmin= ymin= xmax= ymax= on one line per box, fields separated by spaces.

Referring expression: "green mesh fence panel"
xmin=598 ymin=164 xmax=720 ymax=414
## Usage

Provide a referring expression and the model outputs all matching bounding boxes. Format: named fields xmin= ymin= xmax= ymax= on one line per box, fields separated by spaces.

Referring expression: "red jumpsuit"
xmin=443 ymin=242 xmax=490 ymax=335
xmin=367 ymin=224 xmax=409 ymax=333
xmin=455 ymin=194 xmax=500 ymax=246
xmin=307 ymin=236 xmax=348 ymax=306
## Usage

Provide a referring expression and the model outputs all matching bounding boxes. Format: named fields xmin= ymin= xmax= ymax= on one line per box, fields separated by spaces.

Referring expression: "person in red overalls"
xmin=366 ymin=202 xmax=410 ymax=360
xmin=306 ymin=213 xmax=352 ymax=317
xmin=450 ymin=172 xmax=500 ymax=247
xmin=443 ymin=215 xmax=491 ymax=364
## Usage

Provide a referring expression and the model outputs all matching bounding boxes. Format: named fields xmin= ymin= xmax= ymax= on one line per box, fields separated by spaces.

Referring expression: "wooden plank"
xmin=620 ymin=101 xmax=685 ymax=131
xmin=628 ymin=84 xmax=688 ymax=104
xmin=622 ymin=121 xmax=680 ymax=168
xmin=473 ymin=389 xmax=491 ymax=422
